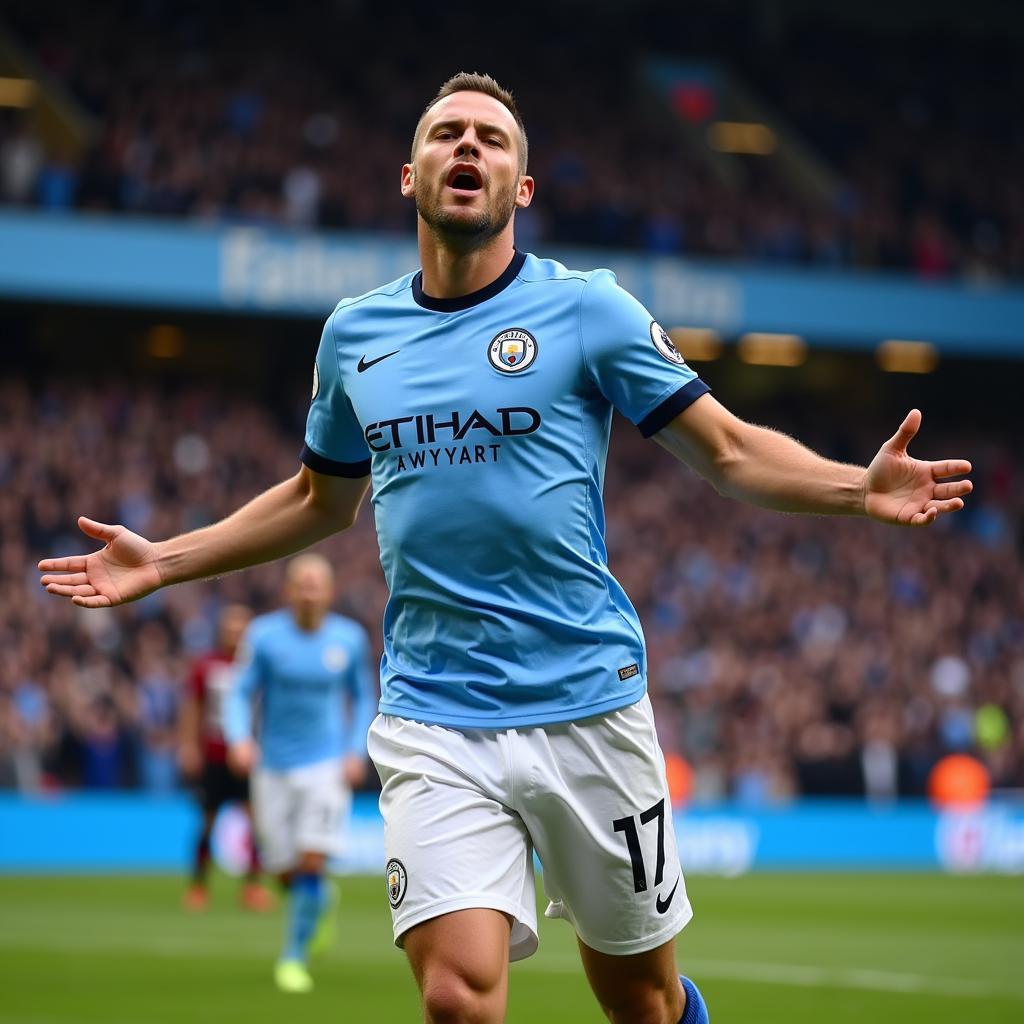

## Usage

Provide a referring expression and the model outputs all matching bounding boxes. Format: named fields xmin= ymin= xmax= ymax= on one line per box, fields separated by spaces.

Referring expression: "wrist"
xmin=153 ymin=537 xmax=188 ymax=587
xmin=153 ymin=541 xmax=169 ymax=586
xmin=855 ymin=468 xmax=870 ymax=517
xmin=150 ymin=538 xmax=173 ymax=587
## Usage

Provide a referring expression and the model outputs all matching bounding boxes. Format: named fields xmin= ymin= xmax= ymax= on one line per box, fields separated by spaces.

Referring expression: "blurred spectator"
xmin=35 ymin=158 xmax=78 ymax=211
xmin=0 ymin=113 xmax=43 ymax=205
xmin=76 ymin=697 xmax=131 ymax=790
xmin=131 ymin=622 xmax=181 ymax=792
xmin=0 ymin=373 xmax=1019 ymax=801
xmin=0 ymin=690 xmax=44 ymax=791
xmin=1 ymin=1 xmax=1020 ymax=279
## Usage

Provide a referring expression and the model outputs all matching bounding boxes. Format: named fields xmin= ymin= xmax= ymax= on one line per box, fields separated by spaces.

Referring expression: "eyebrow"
xmin=429 ymin=118 xmax=511 ymax=141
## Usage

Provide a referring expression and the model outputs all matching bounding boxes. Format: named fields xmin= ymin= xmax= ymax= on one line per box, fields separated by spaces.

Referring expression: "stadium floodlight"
xmin=737 ymin=333 xmax=806 ymax=366
xmin=668 ymin=327 xmax=722 ymax=361
xmin=876 ymin=340 xmax=939 ymax=374
xmin=0 ymin=77 xmax=36 ymax=108
xmin=145 ymin=324 xmax=186 ymax=359
xmin=707 ymin=121 xmax=777 ymax=155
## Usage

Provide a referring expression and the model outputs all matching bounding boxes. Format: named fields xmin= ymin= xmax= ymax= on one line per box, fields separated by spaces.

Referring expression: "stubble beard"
xmin=415 ymin=175 xmax=518 ymax=249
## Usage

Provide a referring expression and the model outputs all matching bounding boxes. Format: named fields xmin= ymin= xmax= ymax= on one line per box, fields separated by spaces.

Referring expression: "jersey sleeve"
xmin=301 ymin=309 xmax=372 ymax=477
xmin=579 ymin=269 xmax=710 ymax=437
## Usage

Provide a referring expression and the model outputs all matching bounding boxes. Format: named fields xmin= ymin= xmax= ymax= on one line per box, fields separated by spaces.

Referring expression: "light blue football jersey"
xmin=224 ymin=609 xmax=377 ymax=771
xmin=302 ymin=251 xmax=709 ymax=728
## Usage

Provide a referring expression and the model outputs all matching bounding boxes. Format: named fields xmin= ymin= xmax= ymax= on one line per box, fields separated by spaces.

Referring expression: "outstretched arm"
xmin=38 ymin=466 xmax=370 ymax=608
xmin=656 ymin=395 xmax=972 ymax=525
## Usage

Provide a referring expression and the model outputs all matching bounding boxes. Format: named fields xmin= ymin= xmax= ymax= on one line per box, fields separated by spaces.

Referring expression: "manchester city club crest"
xmin=386 ymin=858 xmax=407 ymax=909
xmin=650 ymin=321 xmax=687 ymax=366
xmin=322 ymin=645 xmax=349 ymax=672
xmin=488 ymin=328 xmax=538 ymax=374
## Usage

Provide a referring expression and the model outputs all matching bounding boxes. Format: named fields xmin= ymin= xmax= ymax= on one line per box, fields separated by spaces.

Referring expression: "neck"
xmin=292 ymin=609 xmax=324 ymax=633
xmin=416 ymin=220 xmax=517 ymax=299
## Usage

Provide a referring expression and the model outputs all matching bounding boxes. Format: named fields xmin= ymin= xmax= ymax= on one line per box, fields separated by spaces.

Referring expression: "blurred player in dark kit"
xmin=177 ymin=603 xmax=271 ymax=912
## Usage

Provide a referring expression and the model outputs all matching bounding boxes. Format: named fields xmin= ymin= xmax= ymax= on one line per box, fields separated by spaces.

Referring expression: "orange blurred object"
xmin=241 ymin=882 xmax=274 ymax=912
xmin=664 ymin=753 xmax=693 ymax=809
xmin=927 ymin=753 xmax=990 ymax=808
xmin=182 ymin=884 xmax=209 ymax=912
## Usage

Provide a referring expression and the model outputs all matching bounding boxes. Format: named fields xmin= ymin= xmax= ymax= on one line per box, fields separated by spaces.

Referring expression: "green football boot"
xmin=274 ymin=959 xmax=313 ymax=994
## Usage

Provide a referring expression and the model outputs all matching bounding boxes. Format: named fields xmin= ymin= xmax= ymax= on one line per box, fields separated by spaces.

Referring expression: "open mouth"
xmin=446 ymin=164 xmax=483 ymax=193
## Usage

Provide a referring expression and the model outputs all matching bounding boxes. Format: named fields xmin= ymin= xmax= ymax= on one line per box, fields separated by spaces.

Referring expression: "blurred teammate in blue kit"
xmin=224 ymin=554 xmax=375 ymax=992
xmin=40 ymin=72 xmax=972 ymax=1023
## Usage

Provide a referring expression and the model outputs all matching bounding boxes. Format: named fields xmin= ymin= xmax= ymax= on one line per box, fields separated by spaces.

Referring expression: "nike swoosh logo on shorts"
xmin=655 ymin=877 xmax=680 ymax=915
xmin=357 ymin=350 xmax=400 ymax=373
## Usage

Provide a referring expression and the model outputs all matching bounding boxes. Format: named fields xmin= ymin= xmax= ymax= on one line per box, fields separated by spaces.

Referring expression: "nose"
xmin=454 ymin=130 xmax=481 ymax=160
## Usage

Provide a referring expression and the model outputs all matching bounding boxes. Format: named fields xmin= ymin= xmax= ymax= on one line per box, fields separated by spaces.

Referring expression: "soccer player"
xmin=223 ymin=553 xmax=375 ymax=994
xmin=177 ymin=602 xmax=271 ymax=912
xmin=38 ymin=73 xmax=973 ymax=1024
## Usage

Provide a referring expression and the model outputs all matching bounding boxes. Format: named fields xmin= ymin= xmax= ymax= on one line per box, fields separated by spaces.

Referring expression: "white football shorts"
xmin=368 ymin=694 xmax=692 ymax=961
xmin=251 ymin=756 xmax=350 ymax=874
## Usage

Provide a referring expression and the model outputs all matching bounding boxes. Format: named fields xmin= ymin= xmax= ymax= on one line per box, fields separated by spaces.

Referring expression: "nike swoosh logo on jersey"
xmin=357 ymin=350 xmax=400 ymax=373
xmin=655 ymin=876 xmax=680 ymax=915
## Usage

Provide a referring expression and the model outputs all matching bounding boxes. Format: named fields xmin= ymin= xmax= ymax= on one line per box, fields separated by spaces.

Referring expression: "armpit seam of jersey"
xmin=575 ymin=275 xmax=596 ymax=381
xmin=576 ymin=273 xmax=647 ymax=661
xmin=324 ymin=307 xmax=370 ymax=464
xmin=575 ymin=276 xmax=600 ymax=574
xmin=327 ymin=308 xmax=346 ymax=400
xmin=576 ymin=389 xmax=595 ymax=577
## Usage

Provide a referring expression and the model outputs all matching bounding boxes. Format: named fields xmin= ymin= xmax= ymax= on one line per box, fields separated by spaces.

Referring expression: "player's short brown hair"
xmin=411 ymin=72 xmax=529 ymax=175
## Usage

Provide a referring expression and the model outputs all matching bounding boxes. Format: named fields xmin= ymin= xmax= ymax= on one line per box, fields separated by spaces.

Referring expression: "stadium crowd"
xmin=1 ymin=376 xmax=1020 ymax=802
xmin=0 ymin=2 xmax=1020 ymax=280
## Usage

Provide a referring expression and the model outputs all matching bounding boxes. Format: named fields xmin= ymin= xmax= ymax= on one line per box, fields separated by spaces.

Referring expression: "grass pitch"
xmin=0 ymin=872 xmax=1021 ymax=1023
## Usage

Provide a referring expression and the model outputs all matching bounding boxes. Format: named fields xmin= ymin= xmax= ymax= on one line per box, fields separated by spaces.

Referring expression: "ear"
xmin=400 ymin=163 xmax=415 ymax=199
xmin=515 ymin=175 xmax=535 ymax=209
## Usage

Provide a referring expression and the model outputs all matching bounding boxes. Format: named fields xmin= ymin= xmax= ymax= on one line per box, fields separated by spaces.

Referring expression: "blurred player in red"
xmin=177 ymin=603 xmax=272 ymax=911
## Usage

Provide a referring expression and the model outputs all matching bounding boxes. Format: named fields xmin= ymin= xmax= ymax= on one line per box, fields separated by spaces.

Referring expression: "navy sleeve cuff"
xmin=300 ymin=443 xmax=371 ymax=478
xmin=637 ymin=379 xmax=711 ymax=438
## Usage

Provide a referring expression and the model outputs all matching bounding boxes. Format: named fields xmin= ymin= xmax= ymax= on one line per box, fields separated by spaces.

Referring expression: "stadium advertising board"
xmin=2 ymin=795 xmax=1022 ymax=874
xmin=1 ymin=212 xmax=1021 ymax=354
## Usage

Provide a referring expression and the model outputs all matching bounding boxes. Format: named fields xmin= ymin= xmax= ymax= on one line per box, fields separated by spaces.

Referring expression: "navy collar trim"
xmin=412 ymin=250 xmax=527 ymax=312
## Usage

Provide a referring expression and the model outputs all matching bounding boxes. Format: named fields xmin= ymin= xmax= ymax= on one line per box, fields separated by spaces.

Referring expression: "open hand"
xmin=864 ymin=410 xmax=972 ymax=526
xmin=38 ymin=517 xmax=163 ymax=608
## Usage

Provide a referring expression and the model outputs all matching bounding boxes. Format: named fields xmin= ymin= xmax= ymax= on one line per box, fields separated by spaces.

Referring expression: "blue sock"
xmin=282 ymin=873 xmax=324 ymax=963
xmin=679 ymin=975 xmax=710 ymax=1024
